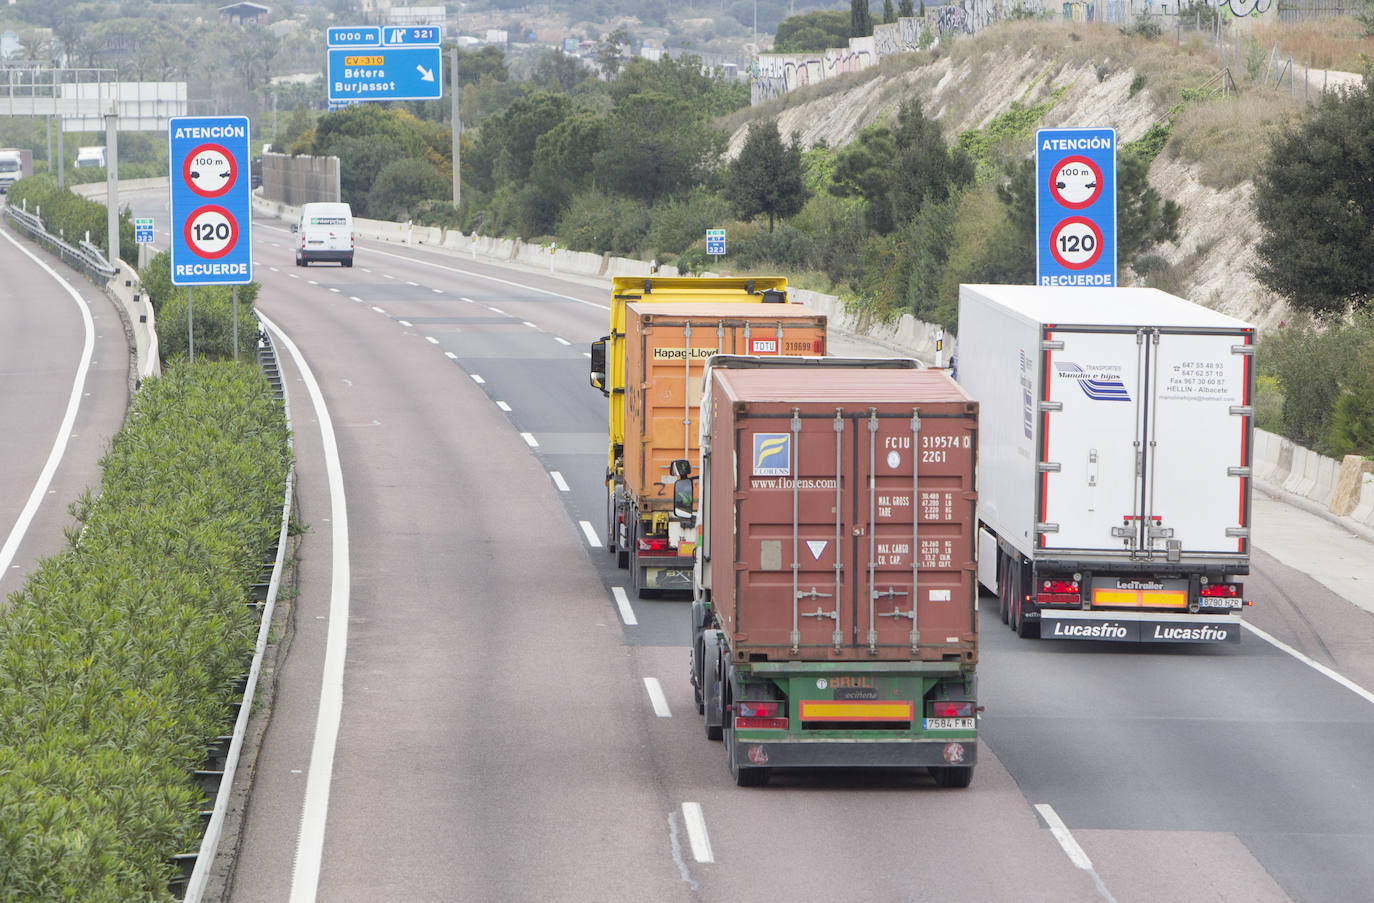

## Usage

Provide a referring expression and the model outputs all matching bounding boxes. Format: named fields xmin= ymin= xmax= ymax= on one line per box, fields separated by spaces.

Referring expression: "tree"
xmin=775 ymin=11 xmax=850 ymax=52
xmin=1253 ymin=76 xmax=1374 ymax=317
xmin=596 ymin=27 xmax=628 ymax=79
xmin=532 ymin=49 xmax=590 ymax=93
xmin=884 ymin=0 xmax=897 ymax=24
xmin=594 ymin=93 xmax=723 ymax=206
xmin=1116 ymin=149 xmax=1180 ymax=272
xmin=851 ymin=0 xmax=874 ymax=37
xmin=456 ymin=45 xmax=509 ymax=88
xmin=368 ymin=158 xmax=448 ymax=222
xmin=730 ymin=121 xmax=810 ymax=232
xmin=899 ymin=0 xmax=916 ymax=16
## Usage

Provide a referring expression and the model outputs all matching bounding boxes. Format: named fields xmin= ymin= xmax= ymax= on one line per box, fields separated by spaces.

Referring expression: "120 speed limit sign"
xmin=183 ymin=205 xmax=239 ymax=259
xmin=1048 ymin=216 xmax=1103 ymax=270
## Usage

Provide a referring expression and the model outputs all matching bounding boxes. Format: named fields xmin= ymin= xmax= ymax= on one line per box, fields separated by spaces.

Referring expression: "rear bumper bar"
xmin=1039 ymin=610 xmax=1242 ymax=643
xmin=728 ymin=736 xmax=977 ymax=769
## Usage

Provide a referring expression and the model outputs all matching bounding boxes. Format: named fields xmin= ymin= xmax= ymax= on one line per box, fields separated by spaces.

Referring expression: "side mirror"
xmin=669 ymin=458 xmax=691 ymax=478
xmin=673 ymin=477 xmax=694 ymax=521
xmin=589 ymin=337 xmax=608 ymax=395
xmin=290 ymin=223 xmax=299 ymax=233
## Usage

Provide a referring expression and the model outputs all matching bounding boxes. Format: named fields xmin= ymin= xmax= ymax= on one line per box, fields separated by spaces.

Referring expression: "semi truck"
xmin=0 ymin=148 xmax=33 ymax=193
xmin=589 ymin=276 xmax=818 ymax=597
xmin=955 ymin=284 xmax=1256 ymax=644
xmin=690 ymin=356 xmax=979 ymax=787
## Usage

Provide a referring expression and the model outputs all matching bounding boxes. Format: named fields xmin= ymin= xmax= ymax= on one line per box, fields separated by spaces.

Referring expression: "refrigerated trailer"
xmin=955 ymin=284 xmax=1255 ymax=643
xmin=691 ymin=356 xmax=979 ymax=786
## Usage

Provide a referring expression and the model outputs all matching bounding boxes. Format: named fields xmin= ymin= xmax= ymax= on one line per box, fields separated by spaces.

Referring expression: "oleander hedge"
xmin=4 ymin=176 xmax=138 ymax=269
xmin=0 ymin=360 xmax=290 ymax=902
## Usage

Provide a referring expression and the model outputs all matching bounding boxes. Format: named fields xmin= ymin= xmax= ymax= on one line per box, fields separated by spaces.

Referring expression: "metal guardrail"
xmin=2 ymin=202 xmax=120 ymax=284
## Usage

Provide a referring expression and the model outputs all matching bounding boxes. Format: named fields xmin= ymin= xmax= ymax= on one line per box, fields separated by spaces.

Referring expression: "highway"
xmin=59 ymin=191 xmax=1374 ymax=901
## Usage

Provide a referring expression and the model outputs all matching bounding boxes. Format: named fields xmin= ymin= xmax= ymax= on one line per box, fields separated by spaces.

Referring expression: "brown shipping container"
xmin=623 ymin=302 xmax=827 ymax=511
xmin=703 ymin=366 xmax=978 ymax=663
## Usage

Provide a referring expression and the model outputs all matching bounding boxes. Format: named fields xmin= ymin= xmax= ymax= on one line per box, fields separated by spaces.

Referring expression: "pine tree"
xmin=729 ymin=121 xmax=810 ymax=232
xmin=850 ymin=0 xmax=874 ymax=37
xmin=884 ymin=0 xmax=897 ymax=23
xmin=899 ymin=0 xmax=916 ymax=16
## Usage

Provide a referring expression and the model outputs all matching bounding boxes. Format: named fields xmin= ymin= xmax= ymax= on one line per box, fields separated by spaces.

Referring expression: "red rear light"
xmin=638 ymin=537 xmax=670 ymax=552
xmin=1037 ymin=578 xmax=1080 ymax=606
xmin=1200 ymin=583 xmax=1240 ymax=598
xmin=735 ymin=716 xmax=788 ymax=730
xmin=737 ymin=701 xmax=779 ymax=717
xmin=929 ymin=701 xmax=974 ymax=717
xmin=1042 ymin=580 xmax=1079 ymax=594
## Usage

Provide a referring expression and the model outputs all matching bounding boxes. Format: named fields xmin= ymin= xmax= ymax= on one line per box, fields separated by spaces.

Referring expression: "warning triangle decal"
xmin=806 ymin=540 xmax=828 ymax=560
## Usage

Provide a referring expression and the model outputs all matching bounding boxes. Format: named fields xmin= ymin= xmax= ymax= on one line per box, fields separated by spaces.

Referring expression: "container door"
xmin=1142 ymin=331 xmax=1252 ymax=556
xmin=1039 ymin=329 xmax=1146 ymax=553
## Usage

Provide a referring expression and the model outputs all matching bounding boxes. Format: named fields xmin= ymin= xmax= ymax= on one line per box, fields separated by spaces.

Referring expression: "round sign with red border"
xmin=183 ymin=205 xmax=239 ymax=259
xmin=182 ymin=143 xmax=238 ymax=198
xmin=1048 ymin=155 xmax=1103 ymax=210
xmin=1048 ymin=216 xmax=1104 ymax=270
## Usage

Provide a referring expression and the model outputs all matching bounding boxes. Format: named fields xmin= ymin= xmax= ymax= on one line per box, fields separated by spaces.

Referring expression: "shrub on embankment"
xmin=0 ymin=360 xmax=290 ymax=902
xmin=5 ymin=176 xmax=137 ymax=269
xmin=141 ymin=250 xmax=261 ymax=362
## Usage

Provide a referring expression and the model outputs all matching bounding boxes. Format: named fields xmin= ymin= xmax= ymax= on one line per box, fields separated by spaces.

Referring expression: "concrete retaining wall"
xmin=1253 ymin=428 xmax=1374 ymax=539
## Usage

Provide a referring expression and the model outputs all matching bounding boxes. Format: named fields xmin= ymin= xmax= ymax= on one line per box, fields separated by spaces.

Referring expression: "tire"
xmin=691 ymin=637 xmax=705 ymax=715
xmin=930 ymin=765 xmax=973 ymax=788
xmin=343 ymin=257 xmax=353 ymax=268
xmin=726 ymin=719 xmax=770 ymax=787
xmin=1012 ymin=563 xmax=1039 ymax=639
xmin=702 ymin=630 xmax=723 ymax=741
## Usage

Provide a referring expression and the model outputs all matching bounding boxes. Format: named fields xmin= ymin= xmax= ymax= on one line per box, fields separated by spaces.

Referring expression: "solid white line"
xmin=445 ymin=352 xmax=458 ymax=360
xmin=579 ymin=520 xmax=602 ymax=548
xmin=259 ymin=312 xmax=350 ymax=903
xmin=554 ymin=337 xmax=571 ymax=346
xmin=520 ymin=432 xmax=539 ymax=447
xmin=398 ymin=320 xmax=412 ymax=327
xmin=496 ymin=401 xmax=511 ymax=412
xmin=470 ymin=374 xmax=485 ymax=384
xmin=611 ymin=587 xmax=637 ymax=626
xmin=0 ymin=229 xmax=95 ymax=578
xmin=371 ymin=306 xmax=386 ymax=314
xmin=1244 ymin=622 xmax=1374 ymax=706
xmin=644 ymin=678 xmax=671 ymax=717
xmin=1034 ymin=803 xmax=1092 ymax=870
xmin=425 ymin=336 xmax=439 ymax=344
xmin=682 ymin=803 xmax=713 ymax=863
xmin=550 ymin=470 xmax=569 ymax=491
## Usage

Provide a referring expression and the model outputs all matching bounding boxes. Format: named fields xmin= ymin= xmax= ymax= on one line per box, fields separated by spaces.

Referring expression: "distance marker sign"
xmin=1035 ymin=127 xmax=1116 ymax=287
xmin=168 ymin=116 xmax=252 ymax=285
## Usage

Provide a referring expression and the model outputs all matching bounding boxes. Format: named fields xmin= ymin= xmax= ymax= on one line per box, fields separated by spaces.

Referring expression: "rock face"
xmin=728 ymin=30 xmax=1329 ymax=329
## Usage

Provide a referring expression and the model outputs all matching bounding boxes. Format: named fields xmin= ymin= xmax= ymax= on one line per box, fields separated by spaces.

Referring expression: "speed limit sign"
xmin=1036 ymin=128 xmax=1115 ymax=286
xmin=1048 ymin=216 xmax=1103 ymax=270
xmin=168 ymin=116 xmax=252 ymax=285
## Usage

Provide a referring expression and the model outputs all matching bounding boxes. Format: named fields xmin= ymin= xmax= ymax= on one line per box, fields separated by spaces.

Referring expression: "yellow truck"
xmin=589 ymin=277 xmax=828 ymax=596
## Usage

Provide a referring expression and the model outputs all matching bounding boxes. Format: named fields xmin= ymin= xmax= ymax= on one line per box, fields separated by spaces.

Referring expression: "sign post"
xmin=168 ymin=115 xmax=253 ymax=360
xmin=1035 ymin=127 xmax=1117 ymax=287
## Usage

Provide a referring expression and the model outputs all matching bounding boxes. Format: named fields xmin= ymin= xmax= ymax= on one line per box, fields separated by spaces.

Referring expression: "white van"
xmin=293 ymin=202 xmax=354 ymax=267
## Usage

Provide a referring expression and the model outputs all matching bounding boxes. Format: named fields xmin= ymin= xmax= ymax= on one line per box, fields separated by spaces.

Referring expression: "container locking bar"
xmin=833 ymin=410 xmax=845 ymax=648
xmin=909 ymin=408 xmax=922 ymax=650
xmin=789 ymin=408 xmax=803 ymax=653
xmin=867 ymin=409 xmax=879 ymax=652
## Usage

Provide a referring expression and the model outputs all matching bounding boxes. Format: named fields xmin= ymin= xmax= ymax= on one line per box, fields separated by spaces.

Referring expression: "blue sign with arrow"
xmin=327 ymin=26 xmax=443 ymax=103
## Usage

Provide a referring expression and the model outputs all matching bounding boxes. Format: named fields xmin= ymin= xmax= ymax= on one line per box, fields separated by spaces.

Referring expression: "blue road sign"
xmin=1035 ymin=127 xmax=1116 ymax=287
xmin=134 ymin=217 xmax=154 ymax=244
xmin=327 ymin=25 xmax=443 ymax=103
xmin=706 ymin=228 xmax=725 ymax=256
xmin=168 ymin=116 xmax=252 ymax=286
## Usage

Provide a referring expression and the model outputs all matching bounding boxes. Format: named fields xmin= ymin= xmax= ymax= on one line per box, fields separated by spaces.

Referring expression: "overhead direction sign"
xmin=327 ymin=25 xmax=443 ymax=103
xmin=168 ymin=115 xmax=252 ymax=285
xmin=1035 ymin=127 xmax=1117 ymax=287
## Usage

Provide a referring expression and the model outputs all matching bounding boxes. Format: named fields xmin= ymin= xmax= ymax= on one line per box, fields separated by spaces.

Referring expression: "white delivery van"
xmin=293 ymin=202 xmax=354 ymax=267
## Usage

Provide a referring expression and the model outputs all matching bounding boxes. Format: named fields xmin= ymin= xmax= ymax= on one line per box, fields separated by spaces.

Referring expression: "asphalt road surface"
xmin=104 ymin=192 xmax=1374 ymax=901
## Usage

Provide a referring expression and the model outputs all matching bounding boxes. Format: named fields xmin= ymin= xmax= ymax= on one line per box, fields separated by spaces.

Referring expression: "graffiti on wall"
xmin=1222 ymin=0 xmax=1273 ymax=16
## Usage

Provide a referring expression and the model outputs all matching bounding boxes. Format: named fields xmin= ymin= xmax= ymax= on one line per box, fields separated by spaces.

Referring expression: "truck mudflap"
xmin=635 ymin=553 xmax=694 ymax=591
xmin=1039 ymin=610 xmax=1242 ymax=643
xmin=726 ymin=735 xmax=977 ymax=769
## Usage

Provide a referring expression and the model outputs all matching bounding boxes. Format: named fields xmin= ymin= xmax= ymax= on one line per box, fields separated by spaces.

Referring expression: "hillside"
xmin=727 ymin=19 xmax=1369 ymax=330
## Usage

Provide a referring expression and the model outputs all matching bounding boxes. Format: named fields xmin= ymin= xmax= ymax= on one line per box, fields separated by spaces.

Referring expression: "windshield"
xmin=0 ymin=161 xmax=18 ymax=172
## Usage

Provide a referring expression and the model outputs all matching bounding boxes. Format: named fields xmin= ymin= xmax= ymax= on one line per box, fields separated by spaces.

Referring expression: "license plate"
xmin=923 ymin=717 xmax=975 ymax=730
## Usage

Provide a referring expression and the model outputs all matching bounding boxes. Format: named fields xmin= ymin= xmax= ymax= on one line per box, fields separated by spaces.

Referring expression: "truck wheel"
xmin=726 ymin=719 xmax=770 ymax=787
xmin=702 ymin=630 xmax=723 ymax=741
xmin=1012 ymin=575 xmax=1039 ymax=639
xmin=691 ymin=638 xmax=704 ymax=715
xmin=930 ymin=765 xmax=973 ymax=788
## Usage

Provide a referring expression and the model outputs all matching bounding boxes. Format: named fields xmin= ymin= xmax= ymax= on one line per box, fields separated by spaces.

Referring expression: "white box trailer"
xmin=955 ymin=284 xmax=1256 ymax=644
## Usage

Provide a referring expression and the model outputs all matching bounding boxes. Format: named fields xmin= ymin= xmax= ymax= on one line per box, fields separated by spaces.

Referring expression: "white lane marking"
xmin=1034 ymin=804 xmax=1092 ymax=870
xmin=583 ymin=352 xmax=592 ymax=358
xmin=520 ymin=432 xmax=538 ymax=447
xmin=460 ymin=296 xmax=475 ymax=303
xmin=487 ymin=306 xmax=505 ymax=315
xmin=405 ymin=280 xmax=419 ymax=286
xmin=360 ymin=267 xmax=372 ymax=273
xmin=550 ymin=470 xmax=569 ymax=491
xmin=398 ymin=320 xmax=412 ymax=327
xmin=371 ymin=306 xmax=386 ymax=314
xmin=425 ymin=336 xmax=439 ymax=345
xmin=496 ymin=401 xmax=511 ymax=412
xmin=579 ymin=520 xmax=602 ymax=548
xmin=432 ymin=288 xmax=443 ymax=293
xmin=329 ymin=288 xmax=340 ymax=294
xmin=554 ymin=337 xmax=571 ymax=346
xmin=383 ymin=273 xmax=395 ymax=279
xmin=308 ymin=280 xmax=318 ymax=285
xmin=353 ymin=244 xmax=606 ymax=309
xmin=611 ymin=586 xmax=637 ymax=626
xmin=1245 ymin=622 xmax=1374 ymax=706
xmin=259 ymin=312 xmax=350 ymax=903
xmin=682 ymin=803 xmax=713 ymax=863
xmin=522 ymin=321 xmax=538 ymax=329
xmin=0 ymin=228 xmax=95 ymax=578
xmin=349 ymin=296 xmax=363 ymax=303
xmin=470 ymin=374 xmax=485 ymax=384
xmin=269 ymin=266 xmax=280 ymax=272
xmin=288 ymin=273 xmax=300 ymax=279
xmin=644 ymin=678 xmax=671 ymax=717
xmin=445 ymin=352 xmax=458 ymax=360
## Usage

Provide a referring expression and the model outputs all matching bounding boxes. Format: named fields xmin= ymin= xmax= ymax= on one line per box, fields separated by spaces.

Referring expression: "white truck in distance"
xmin=955 ymin=284 xmax=1256 ymax=644
xmin=0 ymin=148 xmax=32 ymax=193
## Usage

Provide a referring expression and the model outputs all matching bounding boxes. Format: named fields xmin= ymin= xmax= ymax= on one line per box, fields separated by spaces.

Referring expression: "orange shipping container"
xmin=623 ymin=302 xmax=827 ymax=516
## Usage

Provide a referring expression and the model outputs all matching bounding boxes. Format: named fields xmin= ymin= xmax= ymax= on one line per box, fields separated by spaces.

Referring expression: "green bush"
xmin=645 ymin=191 xmax=734 ymax=258
xmin=1260 ymin=317 xmax=1374 ymax=453
xmin=5 ymin=176 xmax=137 ymax=268
xmin=0 ymin=360 xmax=289 ymax=902
xmin=553 ymin=189 xmax=651 ymax=256
xmin=143 ymin=251 xmax=260 ymax=362
xmin=1326 ymin=340 xmax=1374 ymax=457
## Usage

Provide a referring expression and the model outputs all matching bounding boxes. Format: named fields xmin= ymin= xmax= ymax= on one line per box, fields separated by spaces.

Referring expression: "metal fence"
xmin=1277 ymin=0 xmax=1360 ymax=22
xmin=2 ymin=201 xmax=119 ymax=285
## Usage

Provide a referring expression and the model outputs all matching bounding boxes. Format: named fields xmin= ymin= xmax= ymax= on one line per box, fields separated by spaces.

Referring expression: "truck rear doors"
xmin=1038 ymin=327 xmax=1253 ymax=559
